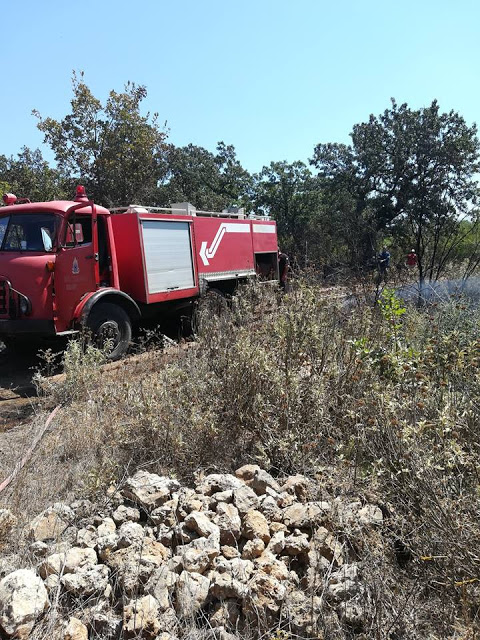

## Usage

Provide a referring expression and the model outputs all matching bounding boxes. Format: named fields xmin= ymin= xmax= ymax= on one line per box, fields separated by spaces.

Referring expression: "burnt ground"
xmin=0 ymin=346 xmax=44 ymax=432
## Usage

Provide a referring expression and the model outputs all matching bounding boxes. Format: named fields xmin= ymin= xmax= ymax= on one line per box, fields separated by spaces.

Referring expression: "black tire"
xmin=86 ymin=302 xmax=132 ymax=360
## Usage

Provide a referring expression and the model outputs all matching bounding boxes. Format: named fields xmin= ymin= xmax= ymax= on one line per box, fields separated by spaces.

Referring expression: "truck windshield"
xmin=0 ymin=213 xmax=60 ymax=252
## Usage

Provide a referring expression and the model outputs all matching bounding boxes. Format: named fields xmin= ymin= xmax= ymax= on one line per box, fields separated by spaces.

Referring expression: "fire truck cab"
xmin=0 ymin=187 xmax=279 ymax=359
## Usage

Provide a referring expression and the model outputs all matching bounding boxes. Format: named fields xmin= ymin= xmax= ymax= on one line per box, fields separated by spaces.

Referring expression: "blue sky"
xmin=2 ymin=0 xmax=479 ymax=173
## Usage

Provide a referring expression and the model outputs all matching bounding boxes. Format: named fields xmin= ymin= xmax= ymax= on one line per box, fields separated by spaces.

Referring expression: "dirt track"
xmin=0 ymin=338 xmax=195 ymax=434
xmin=0 ymin=347 xmax=41 ymax=431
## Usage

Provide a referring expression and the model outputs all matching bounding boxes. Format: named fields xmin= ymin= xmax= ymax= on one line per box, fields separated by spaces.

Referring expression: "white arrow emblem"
xmin=199 ymin=223 xmax=250 ymax=266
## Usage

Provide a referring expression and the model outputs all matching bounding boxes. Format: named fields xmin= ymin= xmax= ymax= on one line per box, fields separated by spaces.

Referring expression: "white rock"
xmin=112 ymin=504 xmax=141 ymax=525
xmin=250 ymin=469 xmax=281 ymax=495
xmin=64 ymin=616 xmax=88 ymax=640
xmin=175 ymin=571 xmax=210 ymax=617
xmin=76 ymin=525 xmax=98 ymax=548
xmin=241 ymin=539 xmax=265 ymax=559
xmin=144 ymin=566 xmax=177 ymax=611
xmin=235 ymin=464 xmax=260 ymax=481
xmin=284 ymin=532 xmax=310 ymax=556
xmin=328 ymin=564 xmax=362 ymax=601
xmin=232 ymin=485 xmax=260 ymax=515
xmin=64 ymin=547 xmax=98 ymax=573
xmin=117 ymin=521 xmax=147 ymax=548
xmin=0 ymin=569 xmax=49 ymax=638
xmin=196 ymin=473 xmax=244 ymax=496
xmin=283 ymin=501 xmax=331 ymax=529
xmin=214 ymin=503 xmax=241 ymax=545
xmin=61 ymin=564 xmax=110 ymax=597
xmin=209 ymin=572 xmax=248 ymax=600
xmin=123 ymin=594 xmax=161 ymax=638
xmin=241 ymin=510 xmax=270 ymax=543
xmin=27 ymin=504 xmax=73 ymax=541
xmin=185 ymin=511 xmax=220 ymax=539
xmin=123 ymin=471 xmax=180 ymax=511
xmin=97 ymin=517 xmax=116 ymax=537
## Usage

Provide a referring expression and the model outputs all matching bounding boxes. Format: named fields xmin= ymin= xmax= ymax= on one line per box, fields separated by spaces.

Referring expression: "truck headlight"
xmin=18 ymin=295 xmax=31 ymax=316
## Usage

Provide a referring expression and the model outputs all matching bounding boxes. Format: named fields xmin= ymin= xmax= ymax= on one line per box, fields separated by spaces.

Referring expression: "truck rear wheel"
xmin=86 ymin=302 xmax=132 ymax=360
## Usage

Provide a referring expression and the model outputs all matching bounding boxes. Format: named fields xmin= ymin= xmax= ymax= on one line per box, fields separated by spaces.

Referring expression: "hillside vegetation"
xmin=1 ymin=282 xmax=480 ymax=637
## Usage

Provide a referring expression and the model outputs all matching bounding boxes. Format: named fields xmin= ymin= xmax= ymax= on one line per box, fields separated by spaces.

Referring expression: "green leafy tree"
xmin=311 ymin=100 xmax=480 ymax=280
xmin=252 ymin=161 xmax=324 ymax=265
xmin=160 ymin=142 xmax=252 ymax=211
xmin=0 ymin=147 xmax=66 ymax=202
xmin=34 ymin=72 xmax=167 ymax=207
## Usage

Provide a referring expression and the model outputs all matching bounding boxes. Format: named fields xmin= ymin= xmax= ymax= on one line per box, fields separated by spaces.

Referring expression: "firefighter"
xmin=406 ymin=249 xmax=418 ymax=268
xmin=378 ymin=246 xmax=390 ymax=277
xmin=278 ymin=249 xmax=290 ymax=291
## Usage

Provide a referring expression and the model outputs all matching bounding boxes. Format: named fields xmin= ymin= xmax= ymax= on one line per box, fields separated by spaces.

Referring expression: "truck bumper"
xmin=0 ymin=318 xmax=56 ymax=336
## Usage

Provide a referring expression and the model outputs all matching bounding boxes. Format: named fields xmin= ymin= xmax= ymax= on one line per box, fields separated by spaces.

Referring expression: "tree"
xmin=160 ymin=142 xmax=252 ymax=211
xmin=34 ymin=72 xmax=167 ymax=207
xmin=252 ymin=161 xmax=324 ymax=265
xmin=0 ymin=147 xmax=65 ymax=202
xmin=311 ymin=100 xmax=480 ymax=280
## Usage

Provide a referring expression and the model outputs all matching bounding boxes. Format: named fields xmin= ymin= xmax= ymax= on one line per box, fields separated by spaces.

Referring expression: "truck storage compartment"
xmin=255 ymin=252 xmax=279 ymax=280
xmin=141 ymin=220 xmax=195 ymax=294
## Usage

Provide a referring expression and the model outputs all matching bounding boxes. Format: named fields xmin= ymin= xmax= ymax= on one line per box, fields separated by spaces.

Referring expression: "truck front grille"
xmin=0 ymin=280 xmax=9 ymax=316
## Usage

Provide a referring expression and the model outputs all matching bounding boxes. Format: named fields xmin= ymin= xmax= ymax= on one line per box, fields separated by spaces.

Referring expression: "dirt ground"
xmin=0 ymin=346 xmax=42 ymax=432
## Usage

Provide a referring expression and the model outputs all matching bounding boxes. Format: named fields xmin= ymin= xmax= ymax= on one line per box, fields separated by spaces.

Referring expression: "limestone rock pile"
xmin=0 ymin=466 xmax=384 ymax=639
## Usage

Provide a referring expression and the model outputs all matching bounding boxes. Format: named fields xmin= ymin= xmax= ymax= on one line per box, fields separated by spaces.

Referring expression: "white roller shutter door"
xmin=141 ymin=220 xmax=195 ymax=294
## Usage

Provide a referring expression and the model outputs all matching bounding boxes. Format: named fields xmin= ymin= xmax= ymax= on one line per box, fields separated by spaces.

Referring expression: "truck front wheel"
xmin=86 ymin=302 xmax=132 ymax=360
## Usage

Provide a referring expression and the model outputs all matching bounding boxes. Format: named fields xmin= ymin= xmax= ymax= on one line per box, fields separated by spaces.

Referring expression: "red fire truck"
xmin=0 ymin=187 xmax=279 ymax=358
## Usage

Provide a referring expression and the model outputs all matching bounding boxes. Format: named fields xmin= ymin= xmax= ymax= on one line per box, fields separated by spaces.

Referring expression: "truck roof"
xmin=0 ymin=201 xmax=111 ymax=216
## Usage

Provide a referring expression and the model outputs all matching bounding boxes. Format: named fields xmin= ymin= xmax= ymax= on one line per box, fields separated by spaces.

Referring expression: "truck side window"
xmin=64 ymin=216 xmax=92 ymax=247
xmin=0 ymin=217 xmax=9 ymax=246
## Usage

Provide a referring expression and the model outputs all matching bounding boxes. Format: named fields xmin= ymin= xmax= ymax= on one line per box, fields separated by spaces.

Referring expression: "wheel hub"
xmin=97 ymin=320 xmax=121 ymax=349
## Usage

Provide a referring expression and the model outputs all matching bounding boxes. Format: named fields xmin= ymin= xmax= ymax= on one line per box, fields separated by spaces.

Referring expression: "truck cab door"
xmin=53 ymin=213 xmax=99 ymax=332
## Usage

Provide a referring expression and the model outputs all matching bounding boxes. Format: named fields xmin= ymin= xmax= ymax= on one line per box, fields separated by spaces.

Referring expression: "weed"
xmin=3 ymin=281 xmax=480 ymax=636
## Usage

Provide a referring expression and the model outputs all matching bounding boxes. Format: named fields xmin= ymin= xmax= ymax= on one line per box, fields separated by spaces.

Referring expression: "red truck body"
xmin=0 ymin=189 xmax=278 ymax=355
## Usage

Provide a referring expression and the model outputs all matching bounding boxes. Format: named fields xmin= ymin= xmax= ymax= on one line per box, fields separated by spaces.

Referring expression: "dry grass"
xmin=2 ymin=281 xmax=480 ymax=636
